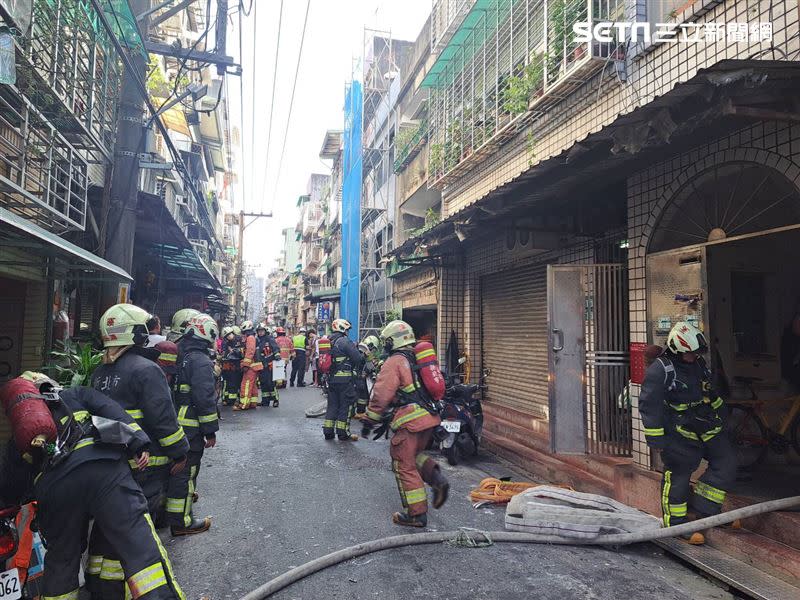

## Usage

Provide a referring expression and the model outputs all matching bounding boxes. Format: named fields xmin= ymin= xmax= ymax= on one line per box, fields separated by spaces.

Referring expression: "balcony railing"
xmin=431 ymin=0 xmax=477 ymax=53
xmin=393 ymin=121 xmax=428 ymax=173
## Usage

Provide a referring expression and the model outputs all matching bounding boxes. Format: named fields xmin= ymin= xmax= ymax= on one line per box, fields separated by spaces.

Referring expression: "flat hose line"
xmin=239 ymin=495 xmax=800 ymax=599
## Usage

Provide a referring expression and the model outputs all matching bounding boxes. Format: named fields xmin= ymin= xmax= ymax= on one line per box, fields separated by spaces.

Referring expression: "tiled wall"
xmin=441 ymin=0 xmax=800 ymax=218
xmin=626 ymin=120 xmax=800 ymax=467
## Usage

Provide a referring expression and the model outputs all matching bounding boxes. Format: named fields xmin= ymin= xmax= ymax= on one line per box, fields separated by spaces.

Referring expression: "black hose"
xmin=240 ymin=495 xmax=800 ymax=599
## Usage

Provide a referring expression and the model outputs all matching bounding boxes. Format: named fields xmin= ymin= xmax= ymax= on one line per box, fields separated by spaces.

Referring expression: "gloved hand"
xmin=204 ymin=434 xmax=217 ymax=448
xmin=360 ymin=421 xmax=374 ymax=439
xmin=170 ymin=455 xmax=187 ymax=475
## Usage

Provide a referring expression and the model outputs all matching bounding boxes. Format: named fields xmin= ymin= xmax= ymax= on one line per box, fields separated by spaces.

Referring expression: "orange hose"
xmin=469 ymin=477 xmax=572 ymax=504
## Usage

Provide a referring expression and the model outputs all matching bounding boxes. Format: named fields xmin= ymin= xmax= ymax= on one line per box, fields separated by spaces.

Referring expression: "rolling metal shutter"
xmin=481 ymin=263 xmax=548 ymax=418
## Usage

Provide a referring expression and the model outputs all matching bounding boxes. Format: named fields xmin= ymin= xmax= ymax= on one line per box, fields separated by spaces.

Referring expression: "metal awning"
xmin=0 ymin=206 xmax=132 ymax=281
xmin=394 ymin=59 xmax=800 ymax=259
xmin=304 ymin=288 xmax=340 ymax=302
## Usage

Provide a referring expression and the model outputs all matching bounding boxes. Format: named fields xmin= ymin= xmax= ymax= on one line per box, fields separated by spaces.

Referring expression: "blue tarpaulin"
xmin=341 ymin=79 xmax=363 ymax=341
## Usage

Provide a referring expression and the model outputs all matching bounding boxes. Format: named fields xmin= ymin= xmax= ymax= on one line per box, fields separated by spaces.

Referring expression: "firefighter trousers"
xmin=259 ymin=365 xmax=278 ymax=404
xmin=324 ymin=382 xmax=357 ymax=439
xmin=221 ymin=368 xmax=241 ymax=405
xmin=239 ymin=367 xmax=260 ymax=408
xmin=133 ymin=463 xmax=172 ymax=526
xmin=38 ymin=459 xmax=184 ymax=600
xmin=290 ymin=350 xmax=306 ymax=386
xmin=390 ymin=427 xmax=439 ymax=516
xmin=165 ymin=436 xmax=205 ymax=528
xmin=660 ymin=432 xmax=737 ymax=526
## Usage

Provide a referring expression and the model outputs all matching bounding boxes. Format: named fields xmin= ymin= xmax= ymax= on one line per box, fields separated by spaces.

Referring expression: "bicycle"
xmin=726 ymin=376 xmax=800 ymax=470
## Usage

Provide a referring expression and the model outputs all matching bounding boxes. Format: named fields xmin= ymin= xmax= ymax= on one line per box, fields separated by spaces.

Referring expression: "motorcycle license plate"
xmin=0 ymin=568 xmax=21 ymax=600
xmin=441 ymin=420 xmax=461 ymax=433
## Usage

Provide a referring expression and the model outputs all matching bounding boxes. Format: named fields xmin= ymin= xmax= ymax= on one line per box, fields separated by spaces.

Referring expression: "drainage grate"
xmin=656 ymin=538 xmax=800 ymax=600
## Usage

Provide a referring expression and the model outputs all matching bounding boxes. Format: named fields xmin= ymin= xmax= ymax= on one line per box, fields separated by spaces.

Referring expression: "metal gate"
xmin=548 ymin=264 xmax=631 ymax=456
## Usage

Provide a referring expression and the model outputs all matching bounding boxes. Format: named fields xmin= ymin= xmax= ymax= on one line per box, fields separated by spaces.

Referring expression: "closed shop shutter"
xmin=481 ymin=263 xmax=548 ymax=418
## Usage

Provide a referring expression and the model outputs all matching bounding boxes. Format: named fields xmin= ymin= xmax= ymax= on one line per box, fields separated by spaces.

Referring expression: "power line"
xmin=259 ymin=0 xmax=285 ymax=211
xmin=270 ymin=0 xmax=311 ymax=210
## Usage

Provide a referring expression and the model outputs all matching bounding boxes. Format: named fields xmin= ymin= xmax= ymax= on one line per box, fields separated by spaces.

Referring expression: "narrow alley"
xmin=166 ymin=385 xmax=732 ymax=600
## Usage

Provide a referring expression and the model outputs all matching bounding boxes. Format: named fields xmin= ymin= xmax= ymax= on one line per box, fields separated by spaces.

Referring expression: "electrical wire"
xmin=259 ymin=0 xmax=286 ymax=209
xmin=269 ymin=0 xmax=312 ymax=211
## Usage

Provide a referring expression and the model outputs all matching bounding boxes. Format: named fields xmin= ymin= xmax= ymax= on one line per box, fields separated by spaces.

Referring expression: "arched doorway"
xmin=645 ymin=159 xmax=800 ymax=498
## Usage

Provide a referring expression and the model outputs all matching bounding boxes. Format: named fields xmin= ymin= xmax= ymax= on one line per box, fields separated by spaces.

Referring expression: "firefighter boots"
xmin=392 ymin=511 xmax=427 ymax=528
xmin=431 ymin=470 xmax=450 ymax=509
xmin=171 ymin=516 xmax=212 ymax=537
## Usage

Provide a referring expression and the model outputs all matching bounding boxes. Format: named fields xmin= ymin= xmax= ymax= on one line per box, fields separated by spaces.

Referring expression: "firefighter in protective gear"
xmin=322 ymin=320 xmax=362 ymax=440
xmin=220 ymin=326 xmax=243 ymax=406
xmin=168 ymin=308 xmax=200 ymax=342
xmin=0 ymin=373 xmax=186 ymax=600
xmin=354 ymin=335 xmax=382 ymax=416
xmin=361 ymin=320 xmax=450 ymax=528
xmin=256 ymin=323 xmax=281 ymax=406
xmin=290 ymin=328 xmax=308 ymax=387
xmin=639 ymin=321 xmax=736 ymax=545
xmin=166 ymin=314 xmax=219 ymax=536
xmin=89 ymin=304 xmax=189 ymax=597
xmin=236 ymin=321 xmax=261 ymax=410
xmin=274 ymin=327 xmax=293 ymax=388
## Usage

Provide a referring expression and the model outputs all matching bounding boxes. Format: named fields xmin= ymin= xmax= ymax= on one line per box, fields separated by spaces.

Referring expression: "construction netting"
xmin=341 ymin=79 xmax=363 ymax=341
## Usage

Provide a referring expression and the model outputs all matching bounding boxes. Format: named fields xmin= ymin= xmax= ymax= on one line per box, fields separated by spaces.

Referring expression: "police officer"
xmin=639 ymin=321 xmax=737 ymax=545
xmin=220 ymin=326 xmax=243 ymax=406
xmin=89 ymin=304 xmax=189 ymax=596
xmin=256 ymin=323 xmax=281 ymax=407
xmin=323 ymin=319 xmax=362 ymax=441
xmin=360 ymin=320 xmax=449 ymax=528
xmin=290 ymin=327 xmax=308 ymax=387
xmin=0 ymin=372 xmax=186 ymax=600
xmin=167 ymin=314 xmax=220 ymax=536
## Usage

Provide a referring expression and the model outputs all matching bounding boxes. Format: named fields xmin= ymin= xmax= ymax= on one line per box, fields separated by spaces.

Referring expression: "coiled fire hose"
xmin=240 ymin=495 xmax=800 ymax=600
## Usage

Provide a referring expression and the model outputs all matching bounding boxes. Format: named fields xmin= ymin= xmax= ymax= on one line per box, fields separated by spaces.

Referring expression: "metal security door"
xmin=548 ymin=266 xmax=586 ymax=453
xmin=548 ymin=265 xmax=630 ymax=455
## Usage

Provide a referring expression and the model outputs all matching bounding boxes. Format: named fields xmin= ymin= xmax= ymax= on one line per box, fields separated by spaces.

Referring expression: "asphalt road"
xmin=165 ymin=382 xmax=734 ymax=600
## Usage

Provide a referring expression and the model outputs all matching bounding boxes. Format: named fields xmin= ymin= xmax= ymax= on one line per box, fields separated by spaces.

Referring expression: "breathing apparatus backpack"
xmin=396 ymin=341 xmax=446 ymax=414
xmin=317 ymin=336 xmax=332 ymax=374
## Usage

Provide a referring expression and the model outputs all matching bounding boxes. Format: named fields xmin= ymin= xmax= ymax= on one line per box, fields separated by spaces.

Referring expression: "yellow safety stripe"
xmin=644 ymin=427 xmax=664 ymax=437
xmin=127 ymin=409 xmax=144 ymax=419
xmin=128 ymin=562 xmax=168 ymax=598
xmin=335 ymin=420 xmax=348 ymax=429
xmin=128 ymin=455 xmax=172 ymax=469
xmin=669 ymin=502 xmax=688 ymax=517
xmin=405 ymin=487 xmax=427 ymax=505
xmin=711 ymin=397 xmax=724 ymax=410
xmin=365 ymin=409 xmax=382 ymax=422
xmin=415 ymin=454 xmax=429 ymax=470
xmin=44 ymin=590 xmax=79 ymax=600
xmin=159 ymin=353 xmax=177 ymax=362
xmin=323 ymin=419 xmax=334 ymax=428
xmin=129 ymin=422 xmax=142 ymax=432
xmin=241 ymin=358 xmax=253 ymax=366
xmin=661 ymin=470 xmax=672 ymax=527
xmin=143 ymin=514 xmax=186 ymax=600
xmin=60 ymin=410 xmax=90 ymax=424
xmin=675 ymin=425 xmax=699 ymax=441
xmin=198 ymin=413 xmax=218 ymax=424
xmin=391 ymin=406 xmax=430 ymax=430
xmin=99 ymin=558 xmax=124 ymax=581
xmin=166 ymin=498 xmax=185 ymax=513
xmin=177 ymin=406 xmax=199 ymax=428
xmin=74 ymin=438 xmax=95 ymax=450
xmin=400 ymin=382 xmax=419 ymax=393
xmin=415 ymin=349 xmax=436 ymax=360
xmin=694 ymin=481 xmax=726 ymax=504
xmin=159 ymin=427 xmax=186 ymax=447
xmin=701 ymin=426 xmax=722 ymax=442
xmin=178 ymin=384 xmax=192 ymax=393
xmin=87 ymin=555 xmax=103 ymax=575
xmin=183 ymin=465 xmax=197 ymax=527
xmin=333 ymin=371 xmax=353 ymax=376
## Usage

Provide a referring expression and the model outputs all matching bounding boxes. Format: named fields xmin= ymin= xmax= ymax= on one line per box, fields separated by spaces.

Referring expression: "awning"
xmin=0 ymin=206 xmax=132 ymax=281
xmin=394 ymin=60 xmax=800 ymax=259
xmin=304 ymin=288 xmax=340 ymax=302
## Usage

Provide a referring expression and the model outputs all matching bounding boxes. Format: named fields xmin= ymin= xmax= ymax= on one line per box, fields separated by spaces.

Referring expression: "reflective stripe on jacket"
xmin=367 ymin=353 xmax=440 ymax=432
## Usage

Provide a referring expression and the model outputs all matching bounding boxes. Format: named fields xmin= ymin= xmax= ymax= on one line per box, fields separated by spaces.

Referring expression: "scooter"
xmin=0 ymin=504 xmax=40 ymax=600
xmin=434 ymin=370 xmax=487 ymax=466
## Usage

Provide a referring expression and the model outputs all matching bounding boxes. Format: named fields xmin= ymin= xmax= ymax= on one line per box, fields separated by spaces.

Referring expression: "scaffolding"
xmin=359 ymin=28 xmax=397 ymax=339
xmin=424 ymin=0 xmax=624 ymax=188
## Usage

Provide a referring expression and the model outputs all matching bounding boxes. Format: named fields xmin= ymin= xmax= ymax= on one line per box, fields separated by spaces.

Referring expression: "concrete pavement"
xmin=165 ymin=382 xmax=733 ymax=600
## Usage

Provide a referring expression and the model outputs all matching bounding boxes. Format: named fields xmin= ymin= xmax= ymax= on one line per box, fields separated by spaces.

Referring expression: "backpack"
xmin=317 ymin=336 xmax=332 ymax=374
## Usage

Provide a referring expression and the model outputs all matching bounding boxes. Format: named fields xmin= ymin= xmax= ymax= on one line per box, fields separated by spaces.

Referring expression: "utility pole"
xmin=234 ymin=211 xmax=272 ymax=321
xmin=102 ymin=0 xmax=150 ymax=308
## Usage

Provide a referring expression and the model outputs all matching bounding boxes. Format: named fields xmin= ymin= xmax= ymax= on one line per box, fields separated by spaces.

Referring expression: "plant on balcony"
xmin=501 ymin=54 xmax=546 ymax=117
xmin=429 ymin=143 xmax=444 ymax=176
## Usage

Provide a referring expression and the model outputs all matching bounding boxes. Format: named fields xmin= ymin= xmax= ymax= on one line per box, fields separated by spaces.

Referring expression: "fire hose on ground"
xmin=239 ymin=495 xmax=800 ymax=600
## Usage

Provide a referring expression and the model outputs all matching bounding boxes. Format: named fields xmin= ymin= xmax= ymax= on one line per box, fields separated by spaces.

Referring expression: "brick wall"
xmin=626 ymin=120 xmax=800 ymax=467
xmin=441 ymin=0 xmax=800 ymax=218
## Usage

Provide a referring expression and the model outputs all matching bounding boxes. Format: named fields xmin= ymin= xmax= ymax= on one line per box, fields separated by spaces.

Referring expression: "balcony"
xmin=393 ymin=121 xmax=428 ymax=173
xmin=301 ymin=244 xmax=323 ymax=274
xmin=303 ymin=205 xmax=324 ymax=237
xmin=430 ymin=0 xmax=477 ymax=53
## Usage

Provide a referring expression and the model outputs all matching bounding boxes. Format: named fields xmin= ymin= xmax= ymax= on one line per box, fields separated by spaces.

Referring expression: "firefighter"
xmin=354 ymin=335 xmax=383 ymax=416
xmin=256 ymin=323 xmax=281 ymax=407
xmin=290 ymin=327 xmax=308 ymax=387
xmin=167 ymin=308 xmax=200 ymax=342
xmin=236 ymin=320 xmax=261 ymax=410
xmin=89 ymin=304 xmax=189 ymax=596
xmin=639 ymin=321 xmax=737 ymax=545
xmin=323 ymin=319 xmax=362 ymax=441
xmin=0 ymin=372 xmax=185 ymax=600
xmin=274 ymin=327 xmax=294 ymax=388
xmin=220 ymin=326 xmax=243 ymax=406
xmin=166 ymin=314 xmax=219 ymax=536
xmin=360 ymin=320 xmax=450 ymax=528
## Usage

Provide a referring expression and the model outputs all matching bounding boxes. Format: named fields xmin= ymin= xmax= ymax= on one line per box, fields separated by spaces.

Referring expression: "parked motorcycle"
xmin=1 ymin=506 xmax=22 ymax=600
xmin=434 ymin=370 xmax=487 ymax=465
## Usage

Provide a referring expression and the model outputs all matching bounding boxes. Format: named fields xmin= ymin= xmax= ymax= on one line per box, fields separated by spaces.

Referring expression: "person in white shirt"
xmin=145 ymin=315 xmax=167 ymax=347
